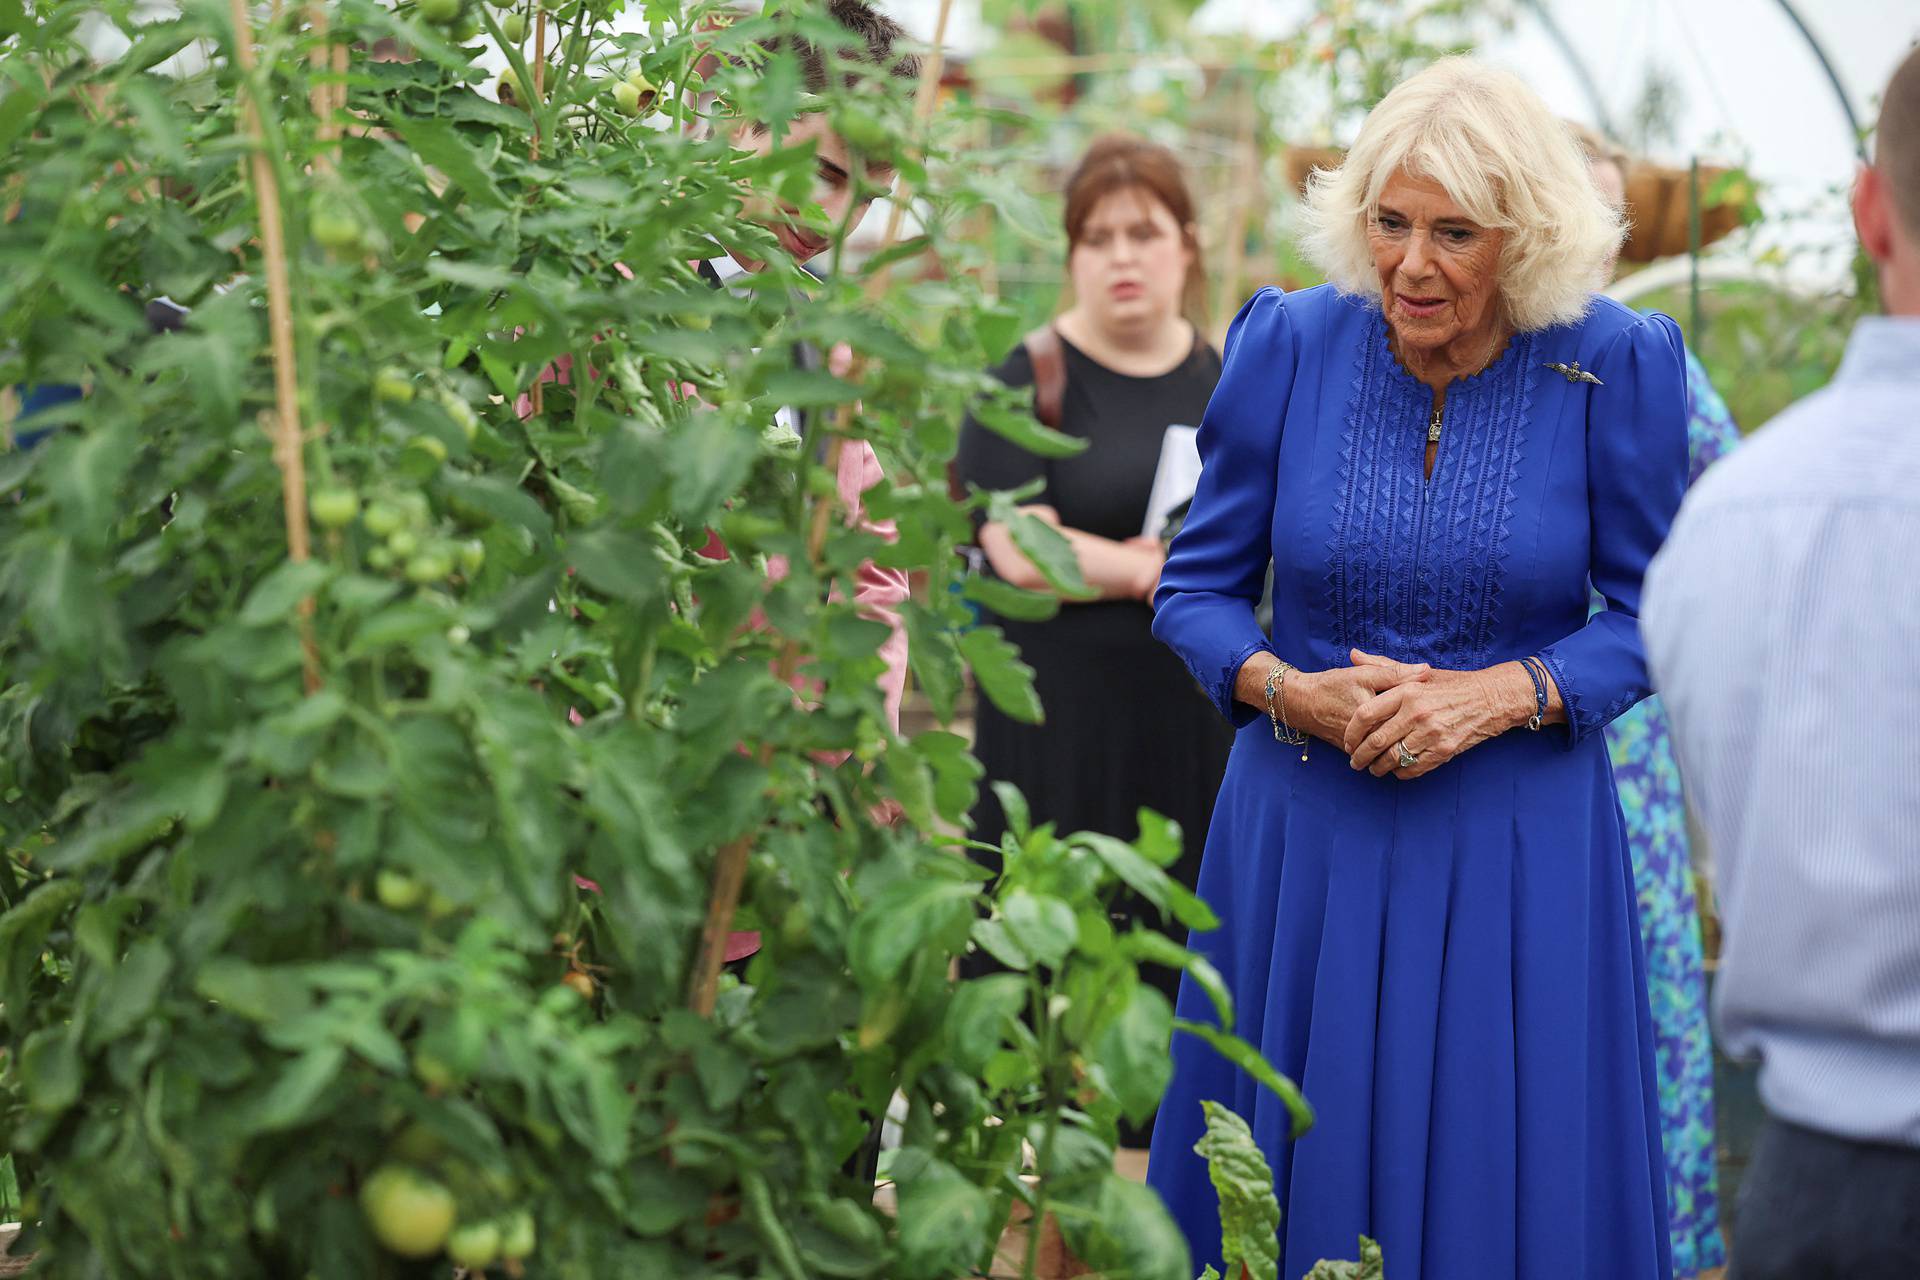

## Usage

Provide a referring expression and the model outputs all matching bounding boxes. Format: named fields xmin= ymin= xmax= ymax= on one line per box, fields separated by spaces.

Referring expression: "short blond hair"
xmin=1298 ymin=57 xmax=1626 ymax=333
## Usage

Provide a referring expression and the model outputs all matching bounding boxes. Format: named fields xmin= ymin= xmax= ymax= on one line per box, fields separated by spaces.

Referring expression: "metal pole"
xmin=1772 ymin=0 xmax=1869 ymax=161
xmin=1518 ymin=0 xmax=1620 ymax=140
xmin=1689 ymin=155 xmax=1704 ymax=342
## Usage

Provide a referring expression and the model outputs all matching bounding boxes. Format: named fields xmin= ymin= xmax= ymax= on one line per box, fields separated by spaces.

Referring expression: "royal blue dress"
xmin=1146 ymin=285 xmax=1688 ymax=1280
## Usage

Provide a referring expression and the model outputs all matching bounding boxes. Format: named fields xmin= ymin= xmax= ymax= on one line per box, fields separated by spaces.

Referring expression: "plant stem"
xmin=1022 ymin=971 xmax=1061 ymax=1280
xmin=229 ymin=0 xmax=321 ymax=693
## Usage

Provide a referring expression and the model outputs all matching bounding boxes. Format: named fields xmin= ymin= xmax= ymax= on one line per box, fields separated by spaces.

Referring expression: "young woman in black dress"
xmin=957 ymin=137 xmax=1233 ymax=1141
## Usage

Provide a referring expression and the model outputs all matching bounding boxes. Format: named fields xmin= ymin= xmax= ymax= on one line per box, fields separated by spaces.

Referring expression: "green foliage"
xmin=0 ymin=0 xmax=1305 ymax=1276
xmin=1302 ymin=1235 xmax=1386 ymax=1280
xmin=1194 ymin=1100 xmax=1280 ymax=1280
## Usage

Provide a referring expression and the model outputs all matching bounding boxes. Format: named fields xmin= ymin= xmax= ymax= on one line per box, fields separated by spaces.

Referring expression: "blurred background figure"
xmin=1574 ymin=118 xmax=1735 ymax=1280
xmin=1643 ymin=42 xmax=1920 ymax=1280
xmin=955 ymin=134 xmax=1231 ymax=1147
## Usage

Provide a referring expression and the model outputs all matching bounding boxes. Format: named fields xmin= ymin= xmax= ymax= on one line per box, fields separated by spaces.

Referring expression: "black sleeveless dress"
xmin=957 ymin=332 xmax=1233 ymax=1118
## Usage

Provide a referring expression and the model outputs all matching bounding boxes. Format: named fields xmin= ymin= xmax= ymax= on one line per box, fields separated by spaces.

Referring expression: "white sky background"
xmin=888 ymin=0 xmax=1920 ymax=281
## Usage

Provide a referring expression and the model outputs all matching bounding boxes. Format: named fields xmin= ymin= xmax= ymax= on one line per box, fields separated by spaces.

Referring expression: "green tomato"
xmin=457 ymin=540 xmax=486 ymax=575
xmin=363 ymin=501 xmax=404 ymax=538
xmin=311 ymin=487 xmax=359 ymax=528
xmin=447 ymin=1220 xmax=501 ymax=1269
xmin=626 ymin=67 xmax=656 ymax=94
xmin=406 ymin=551 xmax=454 ymax=584
xmin=311 ymin=205 xmax=362 ymax=253
xmin=374 ymin=368 xmax=415 ymax=404
xmin=451 ymin=14 xmax=482 ymax=41
xmin=375 ymin=869 xmax=426 ymax=911
xmin=499 ymin=1209 xmax=535 ymax=1260
xmin=416 ymin=0 xmax=461 ymax=24
xmin=407 ymin=435 xmax=449 ymax=465
xmin=830 ymin=105 xmax=892 ymax=158
xmin=502 ymin=11 xmax=526 ymax=41
xmin=366 ymin=545 xmax=396 ymax=571
xmin=611 ymin=80 xmax=643 ymax=116
xmin=359 ymin=1165 xmax=456 ymax=1258
xmin=437 ymin=394 xmax=479 ymax=441
xmin=385 ymin=528 xmax=419 ymax=558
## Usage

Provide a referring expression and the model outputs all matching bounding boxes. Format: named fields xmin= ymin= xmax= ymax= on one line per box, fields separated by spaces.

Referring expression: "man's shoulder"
xmin=1673 ymin=386 xmax=1842 ymax=512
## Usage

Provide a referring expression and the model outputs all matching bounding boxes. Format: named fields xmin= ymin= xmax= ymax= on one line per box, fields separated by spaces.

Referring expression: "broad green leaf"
xmin=998 ymin=506 xmax=1093 ymax=599
xmin=970 ymin=398 xmax=1088 ymax=460
xmin=891 ymin=1150 xmax=995 ymax=1277
xmin=1091 ymin=983 xmax=1172 ymax=1123
xmin=1174 ymin=1020 xmax=1314 ymax=1139
xmin=991 ymin=780 xmax=1031 ymax=842
xmin=903 ymin=605 xmax=964 ymax=723
xmin=387 ymin=116 xmax=506 ymax=207
xmin=944 ymin=973 xmax=1026 ymax=1074
xmin=847 ymin=879 xmax=975 ymax=987
xmin=999 ymin=889 xmax=1076 ymax=971
xmin=1135 ymin=807 xmax=1186 ymax=870
xmin=19 ymin=1025 xmax=81 ymax=1115
xmin=244 ymin=1045 xmax=346 ymax=1134
xmin=570 ymin=528 xmax=663 ymax=603
xmin=962 ymin=572 xmax=1060 ymax=622
xmin=959 ymin=626 xmax=1042 ymax=724
xmin=1120 ymin=929 xmax=1233 ymax=1033
xmin=1074 ymin=832 xmax=1219 ymax=932
xmin=1194 ymin=1100 xmax=1281 ymax=1280
xmin=86 ymin=937 xmax=173 ymax=1049
xmin=239 ymin=560 xmax=333 ymax=626
xmin=1060 ymin=1174 xmax=1191 ymax=1280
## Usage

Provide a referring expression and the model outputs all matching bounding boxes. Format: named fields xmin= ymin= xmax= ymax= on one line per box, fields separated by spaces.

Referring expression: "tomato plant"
xmin=0 ymin=1 xmax=1301 ymax=1277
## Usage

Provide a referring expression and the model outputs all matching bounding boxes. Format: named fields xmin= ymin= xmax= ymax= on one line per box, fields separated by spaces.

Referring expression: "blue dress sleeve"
xmin=1151 ymin=288 xmax=1293 ymax=728
xmin=1536 ymin=312 xmax=1690 ymax=744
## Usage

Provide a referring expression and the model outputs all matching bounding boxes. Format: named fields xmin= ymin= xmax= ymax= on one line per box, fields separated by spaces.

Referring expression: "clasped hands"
xmin=1284 ymin=648 xmax=1534 ymax=780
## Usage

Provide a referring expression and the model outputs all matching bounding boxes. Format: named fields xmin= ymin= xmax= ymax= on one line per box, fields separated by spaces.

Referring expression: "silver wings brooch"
xmin=1543 ymin=360 xmax=1604 ymax=386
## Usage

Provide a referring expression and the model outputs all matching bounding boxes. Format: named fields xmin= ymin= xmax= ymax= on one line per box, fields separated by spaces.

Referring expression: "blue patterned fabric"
xmin=1603 ymin=350 xmax=1736 ymax=1278
xmin=1147 ymin=285 xmax=1688 ymax=1280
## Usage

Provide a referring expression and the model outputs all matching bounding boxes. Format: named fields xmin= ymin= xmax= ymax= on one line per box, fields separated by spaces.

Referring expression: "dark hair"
xmin=1062 ymin=134 xmax=1207 ymax=320
xmin=1878 ymin=42 xmax=1920 ymax=238
xmin=763 ymin=0 xmax=920 ymax=94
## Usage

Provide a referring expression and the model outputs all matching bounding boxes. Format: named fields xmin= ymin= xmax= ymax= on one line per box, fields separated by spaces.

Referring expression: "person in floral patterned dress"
xmin=1605 ymin=345 xmax=1743 ymax=1274
xmin=1604 ymin=350 xmax=1739 ymax=1276
xmin=1573 ymin=123 xmax=1738 ymax=1275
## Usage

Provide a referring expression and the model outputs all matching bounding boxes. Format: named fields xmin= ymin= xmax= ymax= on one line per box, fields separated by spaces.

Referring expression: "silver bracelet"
xmin=1263 ymin=661 xmax=1309 ymax=760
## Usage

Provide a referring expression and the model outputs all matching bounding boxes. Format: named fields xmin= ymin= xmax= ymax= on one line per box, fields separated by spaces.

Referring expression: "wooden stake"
xmin=229 ymin=0 xmax=322 ymax=693
xmin=686 ymin=0 xmax=955 ymax=1017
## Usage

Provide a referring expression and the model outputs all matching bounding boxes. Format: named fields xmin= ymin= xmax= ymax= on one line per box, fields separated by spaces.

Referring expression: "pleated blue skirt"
xmin=1147 ymin=725 xmax=1672 ymax=1280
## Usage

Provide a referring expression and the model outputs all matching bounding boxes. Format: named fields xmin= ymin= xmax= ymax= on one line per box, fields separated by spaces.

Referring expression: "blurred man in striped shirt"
xmin=1642 ymin=42 xmax=1920 ymax=1280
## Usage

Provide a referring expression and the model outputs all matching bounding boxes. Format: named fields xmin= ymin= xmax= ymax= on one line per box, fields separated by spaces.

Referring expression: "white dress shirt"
xmin=1642 ymin=315 xmax=1920 ymax=1147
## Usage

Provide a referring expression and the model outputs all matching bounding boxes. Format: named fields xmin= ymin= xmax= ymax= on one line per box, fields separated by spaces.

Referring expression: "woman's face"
xmin=1068 ymin=187 xmax=1194 ymax=333
xmin=1367 ymin=168 xmax=1508 ymax=356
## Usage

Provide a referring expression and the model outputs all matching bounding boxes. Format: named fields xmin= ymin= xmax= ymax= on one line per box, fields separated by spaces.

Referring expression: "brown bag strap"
xmin=1023 ymin=323 xmax=1067 ymax=429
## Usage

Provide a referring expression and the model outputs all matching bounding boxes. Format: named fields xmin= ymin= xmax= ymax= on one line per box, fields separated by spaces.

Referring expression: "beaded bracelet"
xmin=1519 ymin=656 xmax=1549 ymax=731
xmin=1264 ymin=662 xmax=1310 ymax=761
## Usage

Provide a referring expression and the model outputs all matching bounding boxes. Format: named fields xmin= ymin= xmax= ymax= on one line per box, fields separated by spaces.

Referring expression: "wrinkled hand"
xmin=1286 ymin=649 xmax=1432 ymax=746
xmin=1343 ymin=661 xmax=1526 ymax=779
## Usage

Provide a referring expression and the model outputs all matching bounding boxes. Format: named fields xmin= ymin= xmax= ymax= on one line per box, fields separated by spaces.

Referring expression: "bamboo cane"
xmin=686 ymin=0 xmax=954 ymax=1018
xmin=229 ymin=0 xmax=322 ymax=693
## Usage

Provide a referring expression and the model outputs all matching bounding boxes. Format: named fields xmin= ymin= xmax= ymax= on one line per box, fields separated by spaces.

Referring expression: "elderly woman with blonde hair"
xmin=1147 ymin=58 xmax=1685 ymax=1279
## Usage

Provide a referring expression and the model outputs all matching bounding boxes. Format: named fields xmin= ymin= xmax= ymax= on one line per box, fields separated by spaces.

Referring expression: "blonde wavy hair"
xmin=1297 ymin=57 xmax=1626 ymax=333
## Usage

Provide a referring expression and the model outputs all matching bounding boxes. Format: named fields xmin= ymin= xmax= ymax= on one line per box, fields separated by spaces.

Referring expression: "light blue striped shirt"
xmin=1643 ymin=315 xmax=1920 ymax=1147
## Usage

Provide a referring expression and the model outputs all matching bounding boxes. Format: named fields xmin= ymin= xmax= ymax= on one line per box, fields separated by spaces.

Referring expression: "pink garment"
xmin=517 ymin=323 xmax=909 ymax=964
